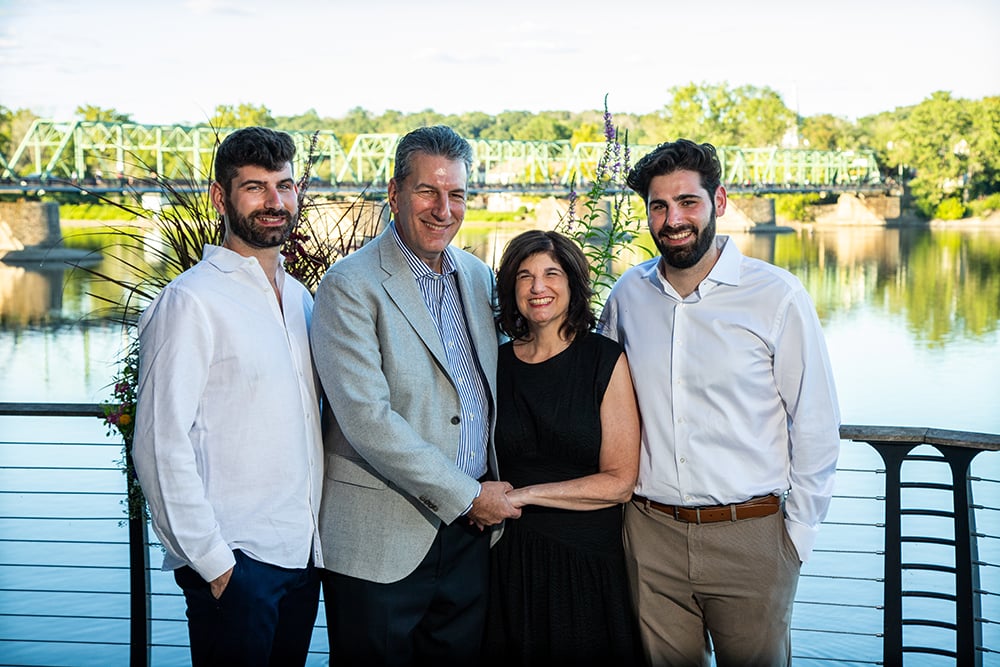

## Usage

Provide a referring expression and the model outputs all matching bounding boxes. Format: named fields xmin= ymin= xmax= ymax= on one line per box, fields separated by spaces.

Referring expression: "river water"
xmin=1 ymin=219 xmax=999 ymax=665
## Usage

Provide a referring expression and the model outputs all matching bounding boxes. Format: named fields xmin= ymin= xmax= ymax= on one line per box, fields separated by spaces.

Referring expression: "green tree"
xmin=801 ymin=113 xmax=857 ymax=151
xmin=75 ymin=105 xmax=133 ymax=123
xmin=209 ymin=103 xmax=275 ymax=128
xmin=480 ymin=111 xmax=533 ymax=140
xmin=0 ymin=105 xmax=12 ymax=156
xmin=570 ymin=122 xmax=603 ymax=145
xmin=335 ymin=106 xmax=377 ymax=135
xmin=894 ymin=91 xmax=973 ymax=216
xmin=967 ymin=96 xmax=1000 ymax=200
xmin=510 ymin=114 xmax=571 ymax=141
xmin=660 ymin=82 xmax=794 ymax=146
xmin=444 ymin=111 xmax=494 ymax=139
xmin=278 ymin=108 xmax=328 ymax=132
xmin=732 ymin=85 xmax=795 ymax=147
xmin=631 ymin=111 xmax=671 ymax=145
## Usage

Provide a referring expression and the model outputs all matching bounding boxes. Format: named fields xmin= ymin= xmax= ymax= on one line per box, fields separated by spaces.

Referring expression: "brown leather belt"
xmin=633 ymin=493 xmax=780 ymax=524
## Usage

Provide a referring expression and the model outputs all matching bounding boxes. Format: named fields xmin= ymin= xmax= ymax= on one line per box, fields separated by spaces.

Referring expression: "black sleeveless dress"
xmin=484 ymin=332 xmax=641 ymax=665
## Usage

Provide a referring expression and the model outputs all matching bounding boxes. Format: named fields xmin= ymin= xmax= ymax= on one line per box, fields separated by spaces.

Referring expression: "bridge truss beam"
xmin=1 ymin=120 xmax=882 ymax=190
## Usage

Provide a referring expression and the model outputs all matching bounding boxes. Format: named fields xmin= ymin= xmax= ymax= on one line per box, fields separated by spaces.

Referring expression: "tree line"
xmin=2 ymin=82 xmax=998 ymax=219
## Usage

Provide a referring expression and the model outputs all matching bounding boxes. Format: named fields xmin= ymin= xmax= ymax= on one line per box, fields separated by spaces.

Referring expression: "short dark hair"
xmin=626 ymin=139 xmax=722 ymax=203
xmin=214 ymin=127 xmax=296 ymax=194
xmin=495 ymin=230 xmax=595 ymax=341
xmin=393 ymin=125 xmax=473 ymax=184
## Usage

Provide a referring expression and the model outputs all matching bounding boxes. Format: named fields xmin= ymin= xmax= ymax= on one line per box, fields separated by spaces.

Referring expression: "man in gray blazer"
xmin=310 ymin=125 xmax=520 ymax=665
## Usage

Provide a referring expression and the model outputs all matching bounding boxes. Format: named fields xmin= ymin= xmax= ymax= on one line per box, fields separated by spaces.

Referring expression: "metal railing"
xmin=1 ymin=402 xmax=997 ymax=666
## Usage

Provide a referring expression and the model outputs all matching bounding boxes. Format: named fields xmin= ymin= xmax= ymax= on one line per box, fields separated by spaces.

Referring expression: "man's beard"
xmin=654 ymin=212 xmax=717 ymax=270
xmin=224 ymin=199 xmax=296 ymax=249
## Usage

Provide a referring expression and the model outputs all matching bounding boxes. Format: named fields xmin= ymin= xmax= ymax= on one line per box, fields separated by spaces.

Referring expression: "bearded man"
xmin=133 ymin=127 xmax=324 ymax=667
xmin=598 ymin=139 xmax=842 ymax=667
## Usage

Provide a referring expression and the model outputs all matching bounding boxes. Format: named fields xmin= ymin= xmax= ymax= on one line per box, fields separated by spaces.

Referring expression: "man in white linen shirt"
xmin=133 ymin=127 xmax=324 ymax=667
xmin=598 ymin=138 xmax=841 ymax=667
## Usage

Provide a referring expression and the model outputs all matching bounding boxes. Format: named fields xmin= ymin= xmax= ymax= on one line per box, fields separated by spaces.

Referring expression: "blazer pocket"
xmin=326 ymin=453 xmax=388 ymax=490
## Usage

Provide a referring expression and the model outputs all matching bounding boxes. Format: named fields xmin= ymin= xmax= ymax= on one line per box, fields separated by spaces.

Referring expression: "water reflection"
xmin=0 ymin=262 xmax=65 ymax=326
xmin=3 ymin=225 xmax=999 ymax=347
xmin=458 ymin=224 xmax=1000 ymax=348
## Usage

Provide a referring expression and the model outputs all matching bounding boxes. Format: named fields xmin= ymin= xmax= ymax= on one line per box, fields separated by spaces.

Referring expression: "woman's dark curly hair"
xmin=495 ymin=230 xmax=595 ymax=341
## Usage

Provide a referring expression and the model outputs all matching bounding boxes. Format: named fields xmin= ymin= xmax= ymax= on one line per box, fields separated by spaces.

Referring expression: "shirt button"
xmin=679 ymin=457 xmax=686 ymax=463
xmin=451 ymin=416 xmax=461 ymax=425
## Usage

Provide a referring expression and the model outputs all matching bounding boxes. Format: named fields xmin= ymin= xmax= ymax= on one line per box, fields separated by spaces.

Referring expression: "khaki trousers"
xmin=624 ymin=498 xmax=801 ymax=667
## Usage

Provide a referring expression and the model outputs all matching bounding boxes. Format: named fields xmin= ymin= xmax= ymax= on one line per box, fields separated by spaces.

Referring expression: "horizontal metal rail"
xmin=1 ymin=405 xmax=997 ymax=665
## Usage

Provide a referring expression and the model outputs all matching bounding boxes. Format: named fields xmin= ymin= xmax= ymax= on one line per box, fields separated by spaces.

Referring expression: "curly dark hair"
xmin=214 ymin=127 xmax=296 ymax=194
xmin=626 ymin=138 xmax=722 ymax=203
xmin=495 ymin=230 xmax=595 ymax=341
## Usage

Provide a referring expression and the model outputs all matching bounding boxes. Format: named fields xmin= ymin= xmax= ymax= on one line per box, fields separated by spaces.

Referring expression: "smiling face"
xmin=211 ymin=163 xmax=298 ymax=251
xmin=388 ymin=151 xmax=468 ymax=272
xmin=514 ymin=251 xmax=571 ymax=333
xmin=647 ymin=168 xmax=727 ymax=272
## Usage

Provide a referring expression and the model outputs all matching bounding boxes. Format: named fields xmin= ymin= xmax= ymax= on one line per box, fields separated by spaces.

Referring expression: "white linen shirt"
xmin=133 ymin=244 xmax=324 ymax=582
xmin=598 ymin=235 xmax=841 ymax=561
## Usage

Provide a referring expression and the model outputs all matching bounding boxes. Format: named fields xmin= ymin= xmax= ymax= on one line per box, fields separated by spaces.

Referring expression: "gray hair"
xmin=393 ymin=125 xmax=473 ymax=183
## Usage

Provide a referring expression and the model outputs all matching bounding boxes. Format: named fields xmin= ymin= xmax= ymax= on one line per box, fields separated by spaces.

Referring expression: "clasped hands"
xmin=467 ymin=480 xmax=522 ymax=530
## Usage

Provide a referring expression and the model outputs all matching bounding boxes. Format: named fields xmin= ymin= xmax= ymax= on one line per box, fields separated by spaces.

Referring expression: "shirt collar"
xmin=391 ymin=222 xmax=456 ymax=278
xmin=640 ymin=234 xmax=742 ymax=293
xmin=201 ymin=244 xmax=286 ymax=286
xmin=707 ymin=235 xmax=741 ymax=286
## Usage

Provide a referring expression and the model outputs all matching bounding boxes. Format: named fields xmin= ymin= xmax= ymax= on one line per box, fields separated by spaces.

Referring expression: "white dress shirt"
xmin=599 ymin=236 xmax=841 ymax=561
xmin=133 ymin=244 xmax=324 ymax=582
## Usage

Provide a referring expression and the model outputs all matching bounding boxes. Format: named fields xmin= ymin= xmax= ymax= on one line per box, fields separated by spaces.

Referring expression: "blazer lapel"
xmin=378 ymin=232 xmax=451 ymax=374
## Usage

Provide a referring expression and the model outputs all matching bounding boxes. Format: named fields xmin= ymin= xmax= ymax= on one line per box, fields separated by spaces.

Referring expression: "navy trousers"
xmin=174 ymin=549 xmax=320 ymax=667
xmin=323 ymin=520 xmax=491 ymax=666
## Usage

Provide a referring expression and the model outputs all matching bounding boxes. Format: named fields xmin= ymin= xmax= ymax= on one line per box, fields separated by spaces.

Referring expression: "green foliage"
xmin=571 ymin=122 xmax=604 ymax=145
xmin=800 ymin=113 xmax=859 ymax=151
xmin=659 ymin=81 xmax=795 ymax=146
xmin=772 ymin=193 xmax=822 ymax=222
xmin=10 ymin=83 xmax=1000 ymax=218
xmin=60 ymin=203 xmax=136 ymax=221
xmin=464 ymin=208 xmax=525 ymax=223
xmin=0 ymin=106 xmax=39 ymax=157
xmin=558 ymin=97 xmax=650 ymax=311
xmin=934 ymin=197 xmax=967 ymax=220
xmin=209 ymin=103 xmax=276 ymax=128
xmin=82 ymin=131 xmax=380 ymax=520
xmin=968 ymin=193 xmax=1000 ymax=217
xmin=75 ymin=105 xmax=132 ymax=122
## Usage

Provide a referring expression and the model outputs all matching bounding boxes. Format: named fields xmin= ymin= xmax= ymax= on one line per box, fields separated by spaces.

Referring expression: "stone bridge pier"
xmin=814 ymin=193 xmax=903 ymax=225
xmin=0 ymin=201 xmax=89 ymax=262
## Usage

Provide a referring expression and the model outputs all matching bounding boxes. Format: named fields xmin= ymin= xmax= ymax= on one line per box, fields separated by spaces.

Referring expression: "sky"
xmin=1 ymin=0 xmax=998 ymax=126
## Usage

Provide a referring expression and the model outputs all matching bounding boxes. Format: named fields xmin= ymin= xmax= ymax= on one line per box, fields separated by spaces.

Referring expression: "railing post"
xmin=843 ymin=425 xmax=998 ymax=667
xmin=127 ymin=455 xmax=151 ymax=667
xmin=868 ymin=441 xmax=913 ymax=664
xmin=944 ymin=445 xmax=984 ymax=667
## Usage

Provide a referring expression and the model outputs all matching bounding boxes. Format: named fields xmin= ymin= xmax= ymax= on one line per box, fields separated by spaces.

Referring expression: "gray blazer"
xmin=310 ymin=227 xmax=500 ymax=583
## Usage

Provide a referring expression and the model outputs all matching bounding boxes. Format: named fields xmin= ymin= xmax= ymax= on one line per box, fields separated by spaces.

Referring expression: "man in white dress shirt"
xmin=598 ymin=139 xmax=841 ymax=667
xmin=133 ymin=127 xmax=324 ymax=666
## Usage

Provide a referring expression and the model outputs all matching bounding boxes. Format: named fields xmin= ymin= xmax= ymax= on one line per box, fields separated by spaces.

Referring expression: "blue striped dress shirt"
xmin=393 ymin=226 xmax=489 ymax=479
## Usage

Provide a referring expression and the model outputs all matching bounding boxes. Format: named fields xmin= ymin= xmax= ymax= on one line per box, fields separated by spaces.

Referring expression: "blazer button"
xmin=451 ymin=416 xmax=461 ymax=425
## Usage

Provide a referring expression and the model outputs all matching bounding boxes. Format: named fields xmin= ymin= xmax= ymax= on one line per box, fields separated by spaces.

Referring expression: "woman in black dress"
xmin=484 ymin=229 xmax=642 ymax=665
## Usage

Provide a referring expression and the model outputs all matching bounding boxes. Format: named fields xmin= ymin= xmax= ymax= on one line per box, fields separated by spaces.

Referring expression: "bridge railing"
xmin=2 ymin=402 xmax=997 ymax=666
xmin=1 ymin=120 xmax=884 ymax=191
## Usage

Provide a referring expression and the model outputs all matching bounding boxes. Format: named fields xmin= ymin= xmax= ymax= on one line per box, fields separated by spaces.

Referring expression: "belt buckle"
xmin=694 ymin=507 xmax=702 ymax=524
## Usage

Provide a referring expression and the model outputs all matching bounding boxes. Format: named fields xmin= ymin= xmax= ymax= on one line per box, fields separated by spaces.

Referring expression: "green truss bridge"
xmin=1 ymin=120 xmax=885 ymax=195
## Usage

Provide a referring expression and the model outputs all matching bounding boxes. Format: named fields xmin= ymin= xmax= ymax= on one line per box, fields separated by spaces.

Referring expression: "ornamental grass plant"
xmin=65 ymin=129 xmax=384 ymax=520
